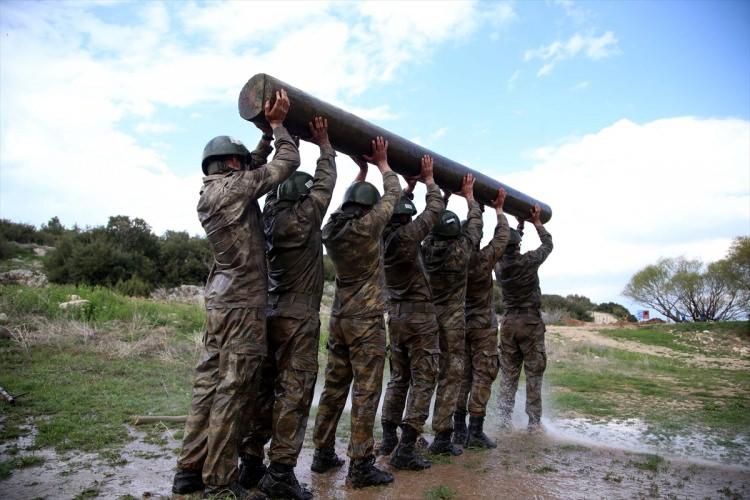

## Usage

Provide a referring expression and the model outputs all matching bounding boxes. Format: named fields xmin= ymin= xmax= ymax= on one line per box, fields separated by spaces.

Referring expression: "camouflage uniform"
xmin=381 ymin=184 xmax=444 ymax=433
xmin=421 ymin=201 xmax=482 ymax=434
xmin=241 ymin=146 xmax=337 ymax=466
xmin=495 ymin=225 xmax=553 ymax=426
xmin=176 ymin=129 xmax=300 ymax=488
xmin=312 ymin=172 xmax=401 ymax=459
xmin=457 ymin=213 xmax=509 ymax=417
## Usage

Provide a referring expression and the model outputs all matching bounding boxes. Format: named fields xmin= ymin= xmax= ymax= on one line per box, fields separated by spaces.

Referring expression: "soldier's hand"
xmin=530 ymin=204 xmax=542 ymax=226
xmin=459 ymin=173 xmax=475 ymax=202
xmin=254 ymin=120 xmax=273 ymax=136
xmin=404 ymin=175 xmax=419 ymax=194
xmin=350 ymin=155 xmax=368 ymax=182
xmin=362 ymin=136 xmax=391 ymax=172
xmin=420 ymin=155 xmax=435 ymax=185
xmin=306 ymin=116 xmax=331 ymax=148
xmin=491 ymin=188 xmax=506 ymax=212
xmin=265 ymin=89 xmax=290 ymax=129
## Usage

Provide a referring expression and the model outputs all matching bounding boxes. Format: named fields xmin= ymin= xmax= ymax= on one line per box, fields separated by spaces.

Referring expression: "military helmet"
xmin=431 ymin=210 xmax=461 ymax=238
xmin=343 ymin=181 xmax=381 ymax=208
xmin=201 ymin=136 xmax=251 ymax=175
xmin=392 ymin=195 xmax=417 ymax=217
xmin=278 ymin=171 xmax=314 ymax=202
xmin=508 ymin=228 xmax=522 ymax=246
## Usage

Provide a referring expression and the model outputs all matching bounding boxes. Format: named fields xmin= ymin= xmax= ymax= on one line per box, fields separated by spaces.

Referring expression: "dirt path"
xmin=549 ymin=325 xmax=750 ymax=371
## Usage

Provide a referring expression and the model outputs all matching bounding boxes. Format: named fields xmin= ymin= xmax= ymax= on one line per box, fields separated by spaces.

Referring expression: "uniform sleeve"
xmin=399 ymin=182 xmax=444 ymax=244
xmin=480 ymin=212 xmax=510 ymax=267
xmin=525 ymin=225 xmax=553 ymax=266
xmin=248 ymin=139 xmax=273 ymax=170
xmin=232 ymin=126 xmax=300 ymax=200
xmin=357 ymin=171 xmax=402 ymax=234
xmin=463 ymin=200 xmax=483 ymax=248
xmin=308 ymin=145 xmax=337 ymax=219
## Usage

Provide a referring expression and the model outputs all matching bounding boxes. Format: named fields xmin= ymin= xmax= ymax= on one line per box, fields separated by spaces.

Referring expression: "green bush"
xmin=115 ymin=276 xmax=154 ymax=297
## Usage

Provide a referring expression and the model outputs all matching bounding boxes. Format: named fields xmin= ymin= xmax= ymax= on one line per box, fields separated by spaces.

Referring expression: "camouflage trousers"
xmin=498 ymin=311 xmax=547 ymax=425
xmin=381 ymin=306 xmax=440 ymax=433
xmin=431 ymin=322 xmax=466 ymax=434
xmin=240 ymin=304 xmax=320 ymax=466
xmin=313 ymin=315 xmax=386 ymax=459
xmin=456 ymin=327 xmax=500 ymax=417
xmin=177 ymin=307 xmax=266 ymax=487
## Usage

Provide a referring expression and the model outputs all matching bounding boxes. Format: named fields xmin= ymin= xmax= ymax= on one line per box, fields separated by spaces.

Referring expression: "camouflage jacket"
xmin=383 ymin=182 xmax=444 ymax=305
xmin=199 ymin=127 xmax=300 ymax=310
xmin=465 ymin=212 xmax=510 ymax=329
xmin=421 ymin=200 xmax=483 ymax=328
xmin=495 ymin=225 xmax=553 ymax=311
xmin=263 ymin=146 xmax=337 ymax=312
xmin=323 ymin=171 xmax=401 ymax=318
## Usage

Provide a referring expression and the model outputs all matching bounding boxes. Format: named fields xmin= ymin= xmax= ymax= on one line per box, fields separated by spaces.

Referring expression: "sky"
xmin=1 ymin=0 xmax=748 ymax=310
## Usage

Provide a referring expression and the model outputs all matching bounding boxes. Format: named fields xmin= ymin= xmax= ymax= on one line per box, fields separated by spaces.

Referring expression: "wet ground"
xmin=1 ymin=415 xmax=748 ymax=500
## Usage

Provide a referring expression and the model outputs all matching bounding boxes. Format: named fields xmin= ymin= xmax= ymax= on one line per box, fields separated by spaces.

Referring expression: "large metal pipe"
xmin=239 ymin=73 xmax=552 ymax=223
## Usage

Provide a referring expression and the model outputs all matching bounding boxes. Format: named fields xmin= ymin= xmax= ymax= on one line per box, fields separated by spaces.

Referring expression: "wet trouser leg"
xmin=177 ymin=308 xmax=265 ymax=487
xmin=498 ymin=317 xmax=523 ymax=423
xmin=240 ymin=353 xmax=275 ymax=460
xmin=518 ymin=319 xmax=547 ymax=424
xmin=431 ymin=325 xmax=465 ymax=434
xmin=466 ymin=328 xmax=500 ymax=417
xmin=383 ymin=312 xmax=440 ymax=433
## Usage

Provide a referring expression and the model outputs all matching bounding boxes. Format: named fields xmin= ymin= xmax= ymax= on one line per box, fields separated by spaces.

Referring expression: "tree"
xmin=595 ymin=302 xmax=637 ymax=322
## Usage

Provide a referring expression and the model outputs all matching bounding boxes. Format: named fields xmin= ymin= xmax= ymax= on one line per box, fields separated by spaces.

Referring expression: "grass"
xmin=424 ymin=485 xmax=457 ymax=500
xmin=0 ymin=455 xmax=46 ymax=480
xmin=630 ymin=454 xmax=664 ymax=472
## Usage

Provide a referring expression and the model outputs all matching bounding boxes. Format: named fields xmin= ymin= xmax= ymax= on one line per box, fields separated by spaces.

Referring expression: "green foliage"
xmin=595 ymin=302 xmax=637 ymax=322
xmin=158 ymin=231 xmax=211 ymax=287
xmin=541 ymin=294 xmax=594 ymax=321
xmin=115 ymin=276 xmax=153 ymax=297
xmin=424 ymin=485 xmax=457 ymax=500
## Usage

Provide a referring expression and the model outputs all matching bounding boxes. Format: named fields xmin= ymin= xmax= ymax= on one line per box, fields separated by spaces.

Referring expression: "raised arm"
xmin=480 ymin=188 xmax=510 ymax=265
xmin=525 ymin=204 xmax=554 ymax=265
xmin=460 ymin=173 xmax=483 ymax=247
xmin=248 ymin=121 xmax=274 ymax=170
xmin=303 ymin=116 xmax=337 ymax=217
xmin=400 ymin=155 xmax=444 ymax=242
xmin=359 ymin=136 xmax=401 ymax=233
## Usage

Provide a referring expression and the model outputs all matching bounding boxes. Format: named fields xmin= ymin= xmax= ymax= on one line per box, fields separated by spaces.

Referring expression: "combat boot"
xmin=172 ymin=468 xmax=204 ymax=494
xmin=465 ymin=415 xmax=497 ymax=449
xmin=451 ymin=410 xmax=467 ymax=445
xmin=347 ymin=455 xmax=394 ymax=489
xmin=311 ymin=446 xmax=345 ymax=473
xmin=527 ymin=418 xmax=544 ymax=434
xmin=203 ymin=481 xmax=248 ymax=499
xmin=378 ymin=420 xmax=399 ymax=456
xmin=238 ymin=454 xmax=267 ymax=489
xmin=258 ymin=462 xmax=313 ymax=500
xmin=390 ymin=425 xmax=431 ymax=471
xmin=427 ymin=430 xmax=463 ymax=456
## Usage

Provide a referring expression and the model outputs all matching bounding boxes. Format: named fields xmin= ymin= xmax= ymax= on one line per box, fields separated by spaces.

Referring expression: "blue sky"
xmin=1 ymin=0 xmax=748 ymax=308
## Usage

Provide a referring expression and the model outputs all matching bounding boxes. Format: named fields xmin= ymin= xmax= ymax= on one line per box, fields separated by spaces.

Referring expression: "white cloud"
xmin=524 ymin=31 xmax=619 ymax=76
xmin=488 ymin=116 xmax=750 ymax=303
xmin=507 ymin=69 xmax=521 ymax=91
xmin=570 ymin=80 xmax=590 ymax=91
xmin=135 ymin=122 xmax=176 ymax=134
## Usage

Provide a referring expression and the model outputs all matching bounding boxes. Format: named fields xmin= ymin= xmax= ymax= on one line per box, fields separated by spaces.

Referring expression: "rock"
xmin=68 ymin=294 xmax=81 ymax=301
xmin=0 ymin=269 xmax=49 ymax=288
xmin=0 ymin=313 xmax=7 ymax=324
xmin=59 ymin=299 xmax=91 ymax=310
xmin=150 ymin=285 xmax=204 ymax=305
xmin=0 ymin=326 xmax=11 ymax=339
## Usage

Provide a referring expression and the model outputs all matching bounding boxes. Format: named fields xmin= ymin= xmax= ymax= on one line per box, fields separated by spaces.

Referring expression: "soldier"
xmin=171 ymin=90 xmax=300 ymax=497
xmin=379 ymin=155 xmax=444 ymax=470
xmin=453 ymin=189 xmax=509 ymax=449
xmin=311 ymin=136 xmax=401 ymax=489
xmin=421 ymin=175 xmax=482 ymax=456
xmin=495 ymin=205 xmax=553 ymax=432
xmin=238 ymin=117 xmax=336 ymax=499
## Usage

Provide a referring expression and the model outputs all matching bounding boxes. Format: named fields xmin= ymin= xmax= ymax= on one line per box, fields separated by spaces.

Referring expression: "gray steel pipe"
xmin=239 ymin=73 xmax=552 ymax=223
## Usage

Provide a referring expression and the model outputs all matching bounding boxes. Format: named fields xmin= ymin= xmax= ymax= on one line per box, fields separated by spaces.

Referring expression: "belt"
xmin=268 ymin=292 xmax=319 ymax=309
xmin=390 ymin=302 xmax=436 ymax=315
xmin=505 ymin=307 xmax=540 ymax=315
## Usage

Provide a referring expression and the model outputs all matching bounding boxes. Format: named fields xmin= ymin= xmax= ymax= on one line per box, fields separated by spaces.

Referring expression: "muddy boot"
xmin=416 ymin=434 xmax=429 ymax=450
xmin=378 ymin=420 xmax=399 ymax=456
xmin=258 ymin=462 xmax=313 ymax=500
xmin=465 ymin=415 xmax=497 ymax=449
xmin=451 ymin=410 xmax=467 ymax=445
xmin=347 ymin=455 xmax=394 ymax=489
xmin=238 ymin=454 xmax=267 ymax=489
xmin=172 ymin=468 xmax=204 ymax=494
xmin=390 ymin=425 xmax=431 ymax=471
xmin=527 ymin=418 xmax=544 ymax=434
xmin=311 ymin=446 xmax=345 ymax=473
xmin=203 ymin=481 xmax=248 ymax=499
xmin=427 ymin=430 xmax=463 ymax=456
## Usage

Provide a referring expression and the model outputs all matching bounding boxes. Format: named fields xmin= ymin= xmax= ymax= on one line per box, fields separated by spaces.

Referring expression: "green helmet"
xmin=343 ymin=181 xmax=381 ymax=208
xmin=431 ymin=210 xmax=461 ymax=238
xmin=392 ymin=195 xmax=417 ymax=217
xmin=508 ymin=228 xmax=522 ymax=246
xmin=277 ymin=171 xmax=314 ymax=202
xmin=201 ymin=136 xmax=250 ymax=175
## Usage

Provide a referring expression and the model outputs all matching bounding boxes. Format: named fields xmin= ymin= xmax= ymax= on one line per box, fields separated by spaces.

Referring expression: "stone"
xmin=0 ymin=326 xmax=11 ymax=340
xmin=0 ymin=313 xmax=8 ymax=324
xmin=0 ymin=269 xmax=49 ymax=288
xmin=59 ymin=299 xmax=91 ymax=310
